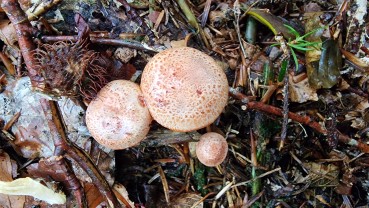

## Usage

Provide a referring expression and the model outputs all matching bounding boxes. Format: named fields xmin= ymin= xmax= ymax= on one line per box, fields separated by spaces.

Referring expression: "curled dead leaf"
xmin=288 ymin=73 xmax=318 ymax=103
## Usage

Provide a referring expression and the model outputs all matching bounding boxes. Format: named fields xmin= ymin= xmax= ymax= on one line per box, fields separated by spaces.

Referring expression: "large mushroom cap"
xmin=86 ymin=80 xmax=152 ymax=150
xmin=196 ymin=132 xmax=228 ymax=167
xmin=141 ymin=47 xmax=228 ymax=132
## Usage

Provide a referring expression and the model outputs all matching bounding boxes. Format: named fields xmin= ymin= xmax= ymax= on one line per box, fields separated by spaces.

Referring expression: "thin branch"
xmin=229 ymin=87 xmax=369 ymax=153
xmin=1 ymin=0 xmax=42 ymax=86
xmin=41 ymin=35 xmax=159 ymax=52
xmin=279 ymin=72 xmax=289 ymax=150
xmin=40 ymin=99 xmax=122 ymax=208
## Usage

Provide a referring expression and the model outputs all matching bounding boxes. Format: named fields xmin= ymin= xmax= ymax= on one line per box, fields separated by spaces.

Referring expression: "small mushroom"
xmin=141 ymin=47 xmax=228 ymax=132
xmin=86 ymin=80 xmax=152 ymax=150
xmin=196 ymin=132 xmax=228 ymax=167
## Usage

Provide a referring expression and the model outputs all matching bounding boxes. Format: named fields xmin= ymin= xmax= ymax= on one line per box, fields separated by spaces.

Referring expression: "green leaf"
xmin=246 ymin=9 xmax=296 ymax=39
xmin=289 ymin=44 xmax=315 ymax=51
xmin=278 ymin=59 xmax=288 ymax=82
xmin=300 ymin=25 xmax=327 ymax=39
xmin=290 ymin=48 xmax=299 ymax=70
xmin=284 ymin=24 xmax=300 ymax=38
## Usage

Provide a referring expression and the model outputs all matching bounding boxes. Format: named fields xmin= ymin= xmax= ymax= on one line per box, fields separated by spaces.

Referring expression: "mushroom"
xmin=196 ymin=132 xmax=228 ymax=167
xmin=86 ymin=80 xmax=152 ymax=150
xmin=141 ymin=47 xmax=228 ymax=132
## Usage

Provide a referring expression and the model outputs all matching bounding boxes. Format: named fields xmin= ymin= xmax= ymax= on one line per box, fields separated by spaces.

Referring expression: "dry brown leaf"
xmin=169 ymin=193 xmax=203 ymax=208
xmin=0 ymin=152 xmax=13 ymax=181
xmin=0 ymin=151 xmax=26 ymax=208
xmin=114 ymin=47 xmax=137 ymax=63
xmin=170 ymin=39 xmax=188 ymax=48
xmin=113 ymin=183 xmax=135 ymax=208
xmin=85 ymin=183 xmax=105 ymax=207
xmin=0 ymin=20 xmax=17 ymax=46
xmin=345 ymin=100 xmax=369 ymax=129
xmin=303 ymin=162 xmax=339 ymax=186
xmin=288 ymin=73 xmax=318 ymax=103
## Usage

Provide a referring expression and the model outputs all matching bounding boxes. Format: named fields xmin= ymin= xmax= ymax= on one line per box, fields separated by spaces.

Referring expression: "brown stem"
xmin=250 ymin=129 xmax=257 ymax=166
xmin=229 ymin=87 xmax=369 ymax=153
xmin=41 ymin=35 xmax=158 ymax=52
xmin=40 ymin=99 xmax=122 ymax=208
xmin=280 ymin=73 xmax=289 ymax=150
xmin=1 ymin=0 xmax=42 ymax=86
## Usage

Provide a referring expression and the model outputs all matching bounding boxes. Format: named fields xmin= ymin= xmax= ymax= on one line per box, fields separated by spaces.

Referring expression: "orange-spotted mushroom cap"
xmin=196 ymin=132 xmax=228 ymax=167
xmin=86 ymin=80 xmax=152 ymax=150
xmin=141 ymin=47 xmax=228 ymax=132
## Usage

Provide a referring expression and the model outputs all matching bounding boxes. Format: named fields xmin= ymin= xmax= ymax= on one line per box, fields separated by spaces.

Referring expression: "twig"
xmin=190 ymin=192 xmax=216 ymax=208
xmin=16 ymin=50 xmax=22 ymax=78
xmin=215 ymin=181 xmax=234 ymax=200
xmin=1 ymin=0 xmax=42 ymax=86
xmin=200 ymin=0 xmax=212 ymax=27
xmin=233 ymin=0 xmax=247 ymax=59
xmin=229 ymin=87 xmax=369 ymax=153
xmin=41 ymin=35 xmax=159 ymax=52
xmin=26 ymin=0 xmax=62 ymax=21
xmin=3 ymin=111 xmax=20 ymax=131
xmin=232 ymin=167 xmax=281 ymax=187
xmin=141 ymin=130 xmax=200 ymax=147
xmin=40 ymin=99 xmax=122 ymax=208
xmin=158 ymin=165 xmax=170 ymax=203
xmin=279 ymin=71 xmax=289 ymax=150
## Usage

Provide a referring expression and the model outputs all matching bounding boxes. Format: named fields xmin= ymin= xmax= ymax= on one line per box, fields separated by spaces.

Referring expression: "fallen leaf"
xmin=0 ymin=177 xmax=66 ymax=205
xmin=171 ymin=39 xmax=188 ymax=48
xmin=170 ymin=192 xmax=203 ymax=208
xmin=85 ymin=183 xmax=105 ymax=207
xmin=0 ymin=20 xmax=17 ymax=46
xmin=288 ymin=73 xmax=318 ymax=103
xmin=0 ymin=152 xmax=25 ymax=208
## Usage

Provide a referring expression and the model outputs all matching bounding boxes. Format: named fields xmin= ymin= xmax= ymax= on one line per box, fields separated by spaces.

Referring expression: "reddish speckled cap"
xmin=196 ymin=132 xmax=228 ymax=167
xmin=86 ymin=80 xmax=152 ymax=149
xmin=141 ymin=47 xmax=228 ymax=132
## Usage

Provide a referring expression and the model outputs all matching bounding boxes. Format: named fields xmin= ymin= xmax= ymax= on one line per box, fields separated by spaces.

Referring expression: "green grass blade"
xmin=290 ymin=48 xmax=299 ymax=70
xmin=284 ymin=24 xmax=300 ymax=38
xmin=278 ymin=59 xmax=288 ymax=82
